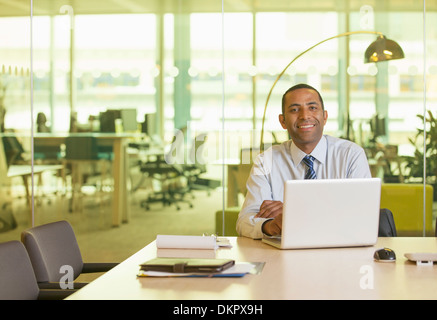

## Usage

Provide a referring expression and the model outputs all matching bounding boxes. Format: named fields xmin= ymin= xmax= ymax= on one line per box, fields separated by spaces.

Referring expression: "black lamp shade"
xmin=365 ymin=36 xmax=405 ymax=63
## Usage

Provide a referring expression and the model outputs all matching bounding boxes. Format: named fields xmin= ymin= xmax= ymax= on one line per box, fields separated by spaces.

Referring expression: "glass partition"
xmin=0 ymin=0 xmax=435 ymax=268
xmin=0 ymin=12 xmax=32 ymax=239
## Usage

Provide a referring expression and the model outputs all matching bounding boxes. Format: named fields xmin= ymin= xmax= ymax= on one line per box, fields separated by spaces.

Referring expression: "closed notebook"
xmin=140 ymin=257 xmax=235 ymax=273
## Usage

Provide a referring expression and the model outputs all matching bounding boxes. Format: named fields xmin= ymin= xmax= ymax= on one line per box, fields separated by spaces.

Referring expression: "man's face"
xmin=279 ymin=88 xmax=328 ymax=153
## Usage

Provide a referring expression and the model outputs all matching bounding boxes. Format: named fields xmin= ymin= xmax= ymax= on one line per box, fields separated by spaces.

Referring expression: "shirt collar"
xmin=290 ymin=135 xmax=327 ymax=166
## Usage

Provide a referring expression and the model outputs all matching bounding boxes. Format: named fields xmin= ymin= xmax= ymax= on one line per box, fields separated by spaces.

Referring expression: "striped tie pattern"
xmin=302 ymin=155 xmax=317 ymax=179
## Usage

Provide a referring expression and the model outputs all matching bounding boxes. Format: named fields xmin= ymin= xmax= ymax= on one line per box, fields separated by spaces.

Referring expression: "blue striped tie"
xmin=303 ymin=155 xmax=317 ymax=179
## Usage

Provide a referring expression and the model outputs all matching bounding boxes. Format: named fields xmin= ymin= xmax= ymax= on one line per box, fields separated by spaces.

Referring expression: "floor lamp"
xmin=259 ymin=31 xmax=405 ymax=151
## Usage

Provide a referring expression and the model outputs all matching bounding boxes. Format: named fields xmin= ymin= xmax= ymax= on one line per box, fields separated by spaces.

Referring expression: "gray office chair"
xmin=378 ymin=208 xmax=397 ymax=237
xmin=182 ymin=133 xmax=220 ymax=196
xmin=0 ymin=240 xmax=73 ymax=300
xmin=139 ymin=153 xmax=193 ymax=211
xmin=64 ymin=136 xmax=113 ymax=212
xmin=21 ymin=220 xmax=118 ymax=289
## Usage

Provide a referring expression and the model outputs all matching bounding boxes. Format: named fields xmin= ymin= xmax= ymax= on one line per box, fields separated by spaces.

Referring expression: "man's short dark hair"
xmin=281 ymin=83 xmax=324 ymax=114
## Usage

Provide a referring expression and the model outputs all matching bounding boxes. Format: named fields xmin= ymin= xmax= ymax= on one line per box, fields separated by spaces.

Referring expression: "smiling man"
xmin=280 ymin=84 xmax=327 ymax=154
xmin=236 ymin=84 xmax=372 ymax=239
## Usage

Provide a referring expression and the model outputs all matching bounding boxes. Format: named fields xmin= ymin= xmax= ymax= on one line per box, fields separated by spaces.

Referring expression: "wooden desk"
xmin=34 ymin=133 xmax=136 ymax=227
xmin=66 ymin=237 xmax=437 ymax=300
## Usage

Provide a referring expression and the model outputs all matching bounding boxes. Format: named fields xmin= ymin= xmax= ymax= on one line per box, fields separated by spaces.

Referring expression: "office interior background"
xmin=0 ymin=0 xmax=436 ymax=264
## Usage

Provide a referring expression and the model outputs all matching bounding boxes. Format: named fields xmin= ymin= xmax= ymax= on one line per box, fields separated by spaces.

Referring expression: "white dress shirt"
xmin=236 ymin=135 xmax=372 ymax=239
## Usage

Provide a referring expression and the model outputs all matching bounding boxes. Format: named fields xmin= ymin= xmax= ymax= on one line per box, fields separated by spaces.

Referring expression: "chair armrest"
xmin=38 ymin=282 xmax=88 ymax=289
xmin=82 ymin=262 xmax=118 ymax=273
xmin=37 ymin=289 xmax=77 ymax=300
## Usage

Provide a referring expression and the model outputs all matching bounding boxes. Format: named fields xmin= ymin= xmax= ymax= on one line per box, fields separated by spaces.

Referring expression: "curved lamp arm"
xmin=259 ymin=30 xmax=386 ymax=151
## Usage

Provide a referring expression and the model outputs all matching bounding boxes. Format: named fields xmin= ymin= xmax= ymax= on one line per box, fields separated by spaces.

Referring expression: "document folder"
xmin=140 ymin=257 xmax=235 ymax=273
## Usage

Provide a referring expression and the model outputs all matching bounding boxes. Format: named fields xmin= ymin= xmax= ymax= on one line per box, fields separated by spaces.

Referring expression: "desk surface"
xmin=67 ymin=237 xmax=437 ymax=300
xmin=7 ymin=164 xmax=63 ymax=177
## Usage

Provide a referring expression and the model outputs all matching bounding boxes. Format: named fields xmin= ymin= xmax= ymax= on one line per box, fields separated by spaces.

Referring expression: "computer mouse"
xmin=374 ymin=248 xmax=396 ymax=262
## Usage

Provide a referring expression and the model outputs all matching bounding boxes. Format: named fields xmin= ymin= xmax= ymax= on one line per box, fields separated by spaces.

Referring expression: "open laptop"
xmin=262 ymin=178 xmax=381 ymax=249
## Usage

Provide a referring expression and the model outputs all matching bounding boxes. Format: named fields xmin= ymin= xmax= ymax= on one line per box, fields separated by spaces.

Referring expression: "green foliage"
xmin=403 ymin=111 xmax=437 ymax=181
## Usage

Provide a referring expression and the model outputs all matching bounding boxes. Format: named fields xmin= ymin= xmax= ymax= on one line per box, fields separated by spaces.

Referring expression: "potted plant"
xmin=403 ymin=111 xmax=437 ymax=193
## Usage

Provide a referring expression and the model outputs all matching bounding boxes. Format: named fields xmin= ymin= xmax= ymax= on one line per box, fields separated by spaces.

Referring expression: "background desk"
xmin=8 ymin=164 xmax=64 ymax=209
xmin=67 ymin=237 xmax=437 ymax=300
xmin=34 ymin=133 xmax=136 ymax=227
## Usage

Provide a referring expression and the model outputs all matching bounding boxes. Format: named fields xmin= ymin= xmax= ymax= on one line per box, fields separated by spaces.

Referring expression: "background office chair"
xmin=139 ymin=154 xmax=193 ymax=210
xmin=21 ymin=220 xmax=118 ymax=289
xmin=182 ymin=133 xmax=220 ymax=196
xmin=1 ymin=133 xmax=26 ymax=166
xmin=0 ymin=240 xmax=73 ymax=300
xmin=32 ymin=139 xmax=65 ymax=205
xmin=0 ymin=202 xmax=16 ymax=233
xmin=64 ymin=136 xmax=112 ymax=212
xmin=378 ymin=208 xmax=397 ymax=237
xmin=380 ymin=183 xmax=433 ymax=236
xmin=34 ymin=141 xmax=62 ymax=164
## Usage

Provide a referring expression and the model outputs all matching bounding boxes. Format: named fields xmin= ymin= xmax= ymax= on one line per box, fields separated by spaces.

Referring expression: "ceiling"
xmin=0 ymin=0 xmax=434 ymax=17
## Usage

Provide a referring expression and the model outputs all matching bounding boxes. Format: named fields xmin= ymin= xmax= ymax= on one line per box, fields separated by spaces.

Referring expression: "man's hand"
xmin=255 ymin=200 xmax=283 ymax=236
xmin=255 ymin=200 xmax=283 ymax=219
xmin=262 ymin=214 xmax=282 ymax=236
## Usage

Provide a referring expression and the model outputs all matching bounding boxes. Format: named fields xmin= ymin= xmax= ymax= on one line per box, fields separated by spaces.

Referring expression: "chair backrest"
xmin=65 ymin=136 xmax=99 ymax=160
xmin=2 ymin=135 xmax=25 ymax=166
xmin=34 ymin=139 xmax=61 ymax=161
xmin=380 ymin=183 xmax=434 ymax=236
xmin=378 ymin=208 xmax=397 ymax=237
xmin=21 ymin=220 xmax=84 ymax=283
xmin=0 ymin=241 xmax=40 ymax=300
